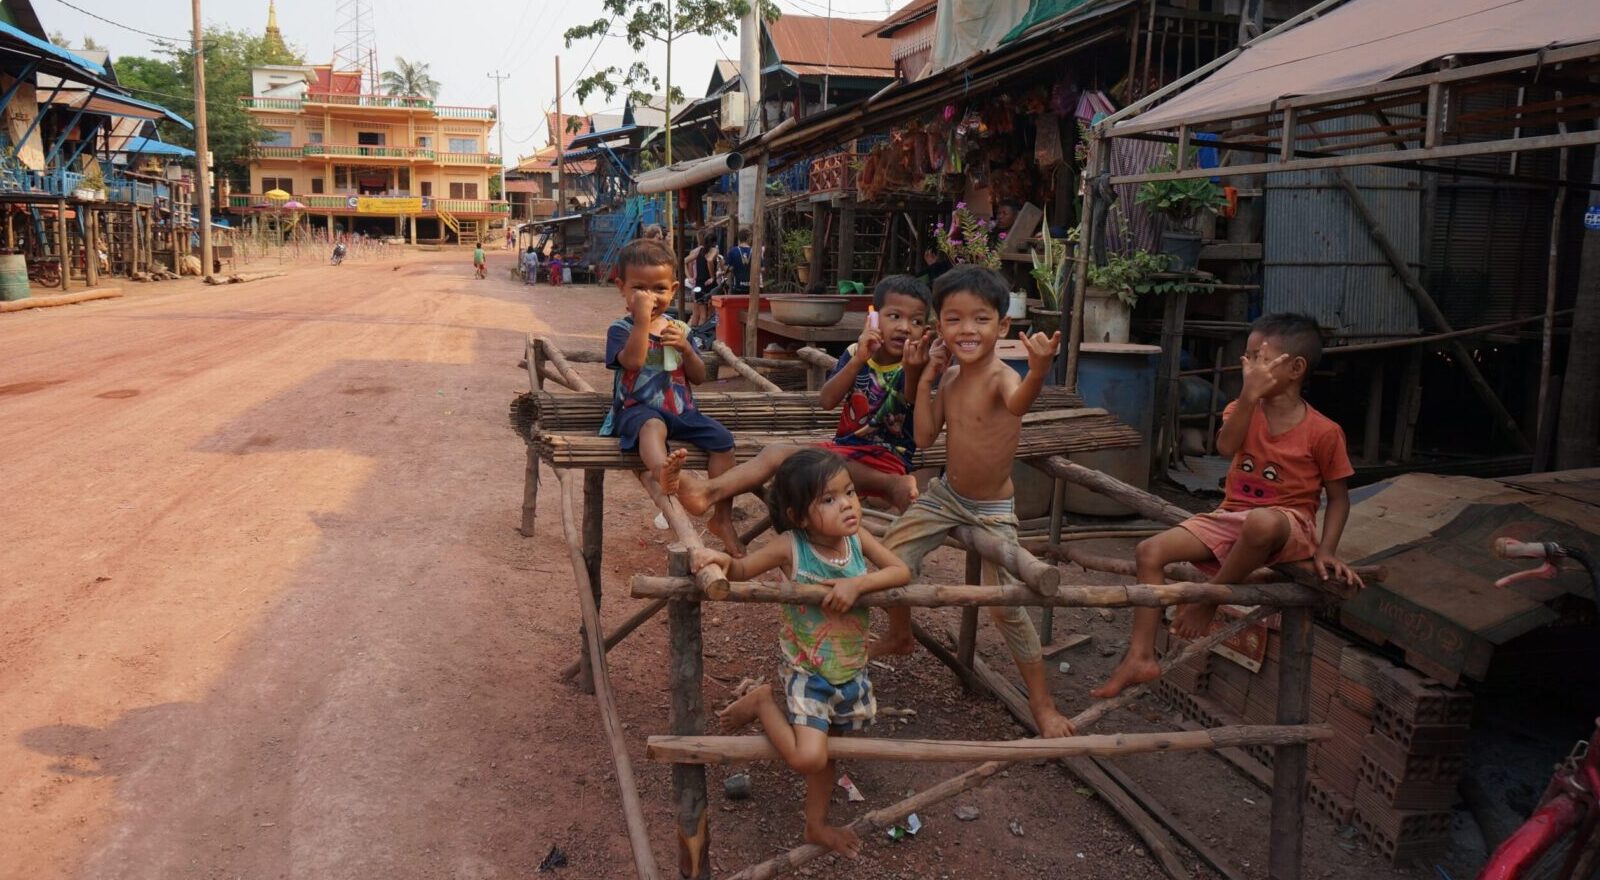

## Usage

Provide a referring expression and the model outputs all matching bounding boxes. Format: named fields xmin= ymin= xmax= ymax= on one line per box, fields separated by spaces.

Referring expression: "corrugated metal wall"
xmin=1263 ymin=122 xmax=1423 ymax=338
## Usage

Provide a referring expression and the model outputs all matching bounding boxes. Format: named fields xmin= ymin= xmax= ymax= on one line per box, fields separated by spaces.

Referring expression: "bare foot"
xmin=708 ymin=504 xmax=747 ymax=558
xmin=804 ymin=822 xmax=862 ymax=858
xmin=659 ymin=448 xmax=689 ymax=496
xmin=1033 ymin=702 xmax=1077 ymax=738
xmin=888 ymin=475 xmax=920 ymax=512
xmin=676 ymin=470 xmax=714 ymax=516
xmin=868 ymin=631 xmax=915 ymax=658
xmin=1090 ymin=655 xmax=1162 ymax=699
xmin=717 ymin=683 xmax=772 ymax=731
xmin=1170 ymin=603 xmax=1219 ymax=640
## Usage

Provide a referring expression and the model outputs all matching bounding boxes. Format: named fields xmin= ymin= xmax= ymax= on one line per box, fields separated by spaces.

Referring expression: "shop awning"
xmin=1112 ymin=0 xmax=1600 ymax=134
xmin=117 ymin=137 xmax=195 ymax=159
xmin=0 ymin=19 xmax=106 ymax=77
xmin=53 ymin=87 xmax=194 ymax=130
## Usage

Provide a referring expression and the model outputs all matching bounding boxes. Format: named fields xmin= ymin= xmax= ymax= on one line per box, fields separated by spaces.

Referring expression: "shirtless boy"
xmin=876 ymin=265 xmax=1076 ymax=738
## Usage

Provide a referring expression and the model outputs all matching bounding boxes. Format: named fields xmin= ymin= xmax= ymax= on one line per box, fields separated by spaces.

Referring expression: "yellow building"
xmin=232 ymin=62 xmax=507 ymax=243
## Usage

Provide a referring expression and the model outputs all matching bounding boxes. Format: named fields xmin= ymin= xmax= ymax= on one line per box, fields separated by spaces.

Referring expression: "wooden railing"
xmin=239 ymin=95 xmax=495 ymax=121
xmin=227 ymin=193 xmax=510 ymax=215
xmin=439 ymin=151 xmax=502 ymax=166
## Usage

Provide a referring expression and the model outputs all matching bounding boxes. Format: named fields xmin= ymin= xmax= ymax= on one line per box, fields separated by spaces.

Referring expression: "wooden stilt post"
xmin=84 ymin=206 xmax=99 ymax=287
xmin=559 ymin=598 xmax=670 ymax=681
xmin=56 ymin=199 xmax=69 ymax=291
xmin=1041 ymin=478 xmax=1067 ymax=643
xmin=1361 ymin=359 xmax=1385 ymax=464
xmin=955 ymin=551 xmax=982 ymax=674
xmin=667 ymin=544 xmax=711 ymax=879
xmin=522 ymin=337 xmax=547 ymax=537
xmin=577 ymin=468 xmax=606 ymax=694
xmin=743 ymin=151 xmax=769 ymax=359
xmin=808 ymin=204 xmax=826 ymax=286
xmin=1267 ymin=606 xmax=1314 ymax=880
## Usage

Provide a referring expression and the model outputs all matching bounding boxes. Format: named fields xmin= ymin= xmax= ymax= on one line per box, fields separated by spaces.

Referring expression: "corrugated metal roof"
xmin=783 ymin=63 xmax=896 ymax=78
xmin=769 ymin=14 xmax=894 ymax=73
xmin=866 ymin=0 xmax=938 ymax=38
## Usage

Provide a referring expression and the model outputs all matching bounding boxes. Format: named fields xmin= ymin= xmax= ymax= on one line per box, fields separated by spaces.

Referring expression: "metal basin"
xmin=768 ymin=294 xmax=847 ymax=326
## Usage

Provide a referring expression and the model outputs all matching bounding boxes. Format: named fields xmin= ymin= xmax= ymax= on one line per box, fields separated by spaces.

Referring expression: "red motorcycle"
xmin=1479 ymin=537 xmax=1600 ymax=880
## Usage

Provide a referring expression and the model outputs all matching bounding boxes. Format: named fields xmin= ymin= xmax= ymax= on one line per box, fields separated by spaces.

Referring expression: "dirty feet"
xmin=718 ymin=681 xmax=772 ymax=731
xmin=659 ymin=448 xmax=689 ymax=497
xmin=804 ymin=823 xmax=862 ymax=858
xmin=1170 ymin=603 xmax=1219 ymax=640
xmin=708 ymin=503 xmax=747 ymax=558
xmin=675 ymin=470 xmax=715 ymax=516
xmin=1089 ymin=655 xmax=1162 ymax=699
xmin=888 ymin=475 xmax=920 ymax=513
xmin=1032 ymin=702 xmax=1077 ymax=738
xmin=868 ymin=630 xmax=915 ymax=658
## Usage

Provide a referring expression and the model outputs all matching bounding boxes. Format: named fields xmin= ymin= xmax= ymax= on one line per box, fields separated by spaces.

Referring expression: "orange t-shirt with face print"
xmin=1217 ymin=400 xmax=1354 ymax=519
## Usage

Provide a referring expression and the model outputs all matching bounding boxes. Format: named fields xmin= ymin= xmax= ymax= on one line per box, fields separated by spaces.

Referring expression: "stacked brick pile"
xmin=1155 ymin=617 xmax=1471 ymax=866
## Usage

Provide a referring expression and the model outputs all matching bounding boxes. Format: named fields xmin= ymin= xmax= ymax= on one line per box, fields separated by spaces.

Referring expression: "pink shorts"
xmin=1178 ymin=507 xmax=1318 ymax=575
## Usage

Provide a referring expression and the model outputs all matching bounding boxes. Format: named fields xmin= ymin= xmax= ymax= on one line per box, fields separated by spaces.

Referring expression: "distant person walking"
xmin=521 ymin=245 xmax=541 ymax=285
xmin=473 ymin=244 xmax=486 ymax=279
xmin=549 ymin=253 xmax=564 ymax=287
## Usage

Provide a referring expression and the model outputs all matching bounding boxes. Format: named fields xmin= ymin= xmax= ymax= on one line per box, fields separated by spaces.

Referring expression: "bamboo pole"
xmin=794 ymin=346 xmax=837 ymax=371
xmin=650 ymin=724 xmax=1331 ymax=765
xmin=576 ymin=468 xmax=606 ymax=694
xmin=667 ymin=545 xmax=711 ymax=879
xmin=631 ymin=574 xmax=1332 ymax=608
xmin=558 ymin=598 xmax=670 ymax=680
xmin=1268 ymin=606 xmax=1313 ymax=880
xmin=539 ymin=337 xmax=597 ymax=393
xmin=552 ymin=470 xmax=662 ymax=880
xmin=1046 ymin=543 xmax=1385 ymax=588
xmin=521 ymin=336 xmax=547 ymax=537
xmin=726 ymin=604 xmax=1278 ymax=880
xmin=712 ymin=340 xmax=783 ymax=392
xmin=635 ymin=471 xmax=731 ymax=599
xmin=953 ymin=525 xmax=1060 ymax=595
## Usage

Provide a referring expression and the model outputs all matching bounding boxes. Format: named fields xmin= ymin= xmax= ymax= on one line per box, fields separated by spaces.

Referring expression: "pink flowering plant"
xmin=934 ymin=202 xmax=1003 ymax=270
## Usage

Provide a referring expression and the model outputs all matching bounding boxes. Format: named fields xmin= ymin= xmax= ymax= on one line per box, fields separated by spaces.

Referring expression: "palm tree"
xmin=381 ymin=57 xmax=441 ymax=99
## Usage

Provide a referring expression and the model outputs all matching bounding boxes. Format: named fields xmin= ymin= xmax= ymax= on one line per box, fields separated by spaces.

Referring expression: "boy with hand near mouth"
xmin=874 ymin=265 xmax=1076 ymax=738
xmin=602 ymin=238 xmax=743 ymax=553
xmin=664 ymin=275 xmax=931 ymax=519
xmin=1093 ymin=312 xmax=1362 ymax=698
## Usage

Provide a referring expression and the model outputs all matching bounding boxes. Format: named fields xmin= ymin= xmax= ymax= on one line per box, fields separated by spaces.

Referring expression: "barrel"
xmin=1063 ymin=343 xmax=1162 ymax=516
xmin=0 ymin=253 xmax=29 ymax=301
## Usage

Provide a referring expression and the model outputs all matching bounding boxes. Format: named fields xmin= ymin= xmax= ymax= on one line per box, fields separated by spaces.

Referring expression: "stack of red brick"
xmin=1154 ymin=616 xmax=1471 ymax=866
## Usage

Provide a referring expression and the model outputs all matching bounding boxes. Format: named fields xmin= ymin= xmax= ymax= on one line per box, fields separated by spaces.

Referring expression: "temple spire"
xmin=264 ymin=1 xmax=287 ymax=54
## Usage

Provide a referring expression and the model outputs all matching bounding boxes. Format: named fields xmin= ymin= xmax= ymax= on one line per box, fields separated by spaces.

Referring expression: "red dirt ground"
xmin=0 ymin=250 xmax=1429 ymax=879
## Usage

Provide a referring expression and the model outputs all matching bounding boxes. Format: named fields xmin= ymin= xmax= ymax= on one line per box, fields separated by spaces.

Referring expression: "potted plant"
xmin=781 ymin=228 xmax=813 ymax=285
xmin=934 ymin=203 xmax=1002 ymax=270
xmin=1027 ymin=211 xmax=1070 ymax=336
xmin=76 ymin=166 xmax=107 ymax=201
xmin=1084 ymin=249 xmax=1173 ymax=343
xmin=1135 ymin=146 xmax=1227 ymax=270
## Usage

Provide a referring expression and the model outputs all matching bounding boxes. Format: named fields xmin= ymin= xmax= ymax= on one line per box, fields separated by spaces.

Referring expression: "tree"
xmin=48 ymin=30 xmax=68 ymax=46
xmin=380 ymin=57 xmax=440 ymax=99
xmin=113 ymin=27 xmax=303 ymax=191
xmin=82 ymin=36 xmax=104 ymax=51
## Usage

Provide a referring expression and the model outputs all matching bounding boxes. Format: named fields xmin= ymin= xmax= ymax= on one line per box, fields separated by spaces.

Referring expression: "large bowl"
xmin=768 ymin=294 xmax=847 ymax=327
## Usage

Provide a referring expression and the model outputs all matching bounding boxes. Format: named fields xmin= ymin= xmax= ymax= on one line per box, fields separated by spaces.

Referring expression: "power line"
xmin=48 ymin=0 xmax=187 ymax=43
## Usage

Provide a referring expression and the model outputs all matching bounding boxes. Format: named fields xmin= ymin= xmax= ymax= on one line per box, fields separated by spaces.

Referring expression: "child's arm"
xmin=691 ymin=538 xmax=790 ymax=582
xmin=1219 ymin=351 xmax=1293 ymax=455
xmin=899 ymin=328 xmax=933 ymax=396
xmin=1313 ymin=479 xmax=1363 ymax=588
xmin=615 ymin=293 xmax=658 ymax=372
xmin=1004 ymin=331 xmax=1061 ymax=416
xmin=912 ymin=341 xmax=951 ymax=449
xmin=660 ymin=321 xmax=707 ymax=385
xmin=819 ymin=530 xmax=912 ymax=612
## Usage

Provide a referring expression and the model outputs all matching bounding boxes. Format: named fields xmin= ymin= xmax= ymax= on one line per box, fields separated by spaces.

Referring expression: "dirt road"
xmin=1 ymin=251 xmax=1407 ymax=880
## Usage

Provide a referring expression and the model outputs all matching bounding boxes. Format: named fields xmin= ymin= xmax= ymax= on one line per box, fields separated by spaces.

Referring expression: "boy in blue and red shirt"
xmin=662 ymin=276 xmax=931 ymax=554
xmin=603 ymin=238 xmax=741 ymax=552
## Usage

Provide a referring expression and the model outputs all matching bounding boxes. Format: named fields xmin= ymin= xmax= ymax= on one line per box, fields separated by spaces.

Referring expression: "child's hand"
xmin=854 ymin=322 xmax=884 ymax=362
xmin=1241 ymin=350 xmax=1293 ymax=401
xmin=924 ymin=337 xmax=950 ymax=379
xmin=1019 ymin=330 xmax=1062 ymax=373
xmin=691 ymin=547 xmax=731 ymax=573
xmin=628 ymin=289 xmax=656 ymax=320
xmin=818 ymin=578 xmax=864 ymax=612
xmin=660 ymin=321 xmax=691 ymax=352
xmin=1313 ymin=549 xmax=1364 ymax=589
xmin=902 ymin=329 xmax=933 ymax=370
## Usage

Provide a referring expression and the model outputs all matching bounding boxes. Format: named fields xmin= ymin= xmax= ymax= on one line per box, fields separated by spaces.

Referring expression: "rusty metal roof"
xmin=769 ymin=14 xmax=894 ymax=74
xmin=865 ymin=0 xmax=938 ymax=38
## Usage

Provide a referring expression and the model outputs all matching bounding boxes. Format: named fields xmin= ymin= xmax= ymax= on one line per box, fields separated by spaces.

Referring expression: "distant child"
xmin=696 ymin=449 xmax=911 ymax=857
xmin=664 ymin=275 xmax=931 ymax=529
xmin=1093 ymin=312 xmax=1363 ymax=698
xmin=548 ymin=253 xmax=564 ymax=287
xmin=602 ymin=238 xmax=741 ymax=551
xmin=473 ymin=243 xmax=486 ymax=279
xmin=876 ymin=265 xmax=1075 ymax=738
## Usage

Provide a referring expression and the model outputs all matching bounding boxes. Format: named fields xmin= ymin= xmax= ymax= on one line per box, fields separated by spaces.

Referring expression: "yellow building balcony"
xmin=253 ymin=145 xmax=499 ymax=166
xmin=228 ymin=192 xmax=510 ymax=216
xmin=239 ymin=94 xmax=496 ymax=121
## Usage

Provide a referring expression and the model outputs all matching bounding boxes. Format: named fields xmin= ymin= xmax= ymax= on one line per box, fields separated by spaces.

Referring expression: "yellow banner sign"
xmin=354 ymin=197 xmax=423 ymax=215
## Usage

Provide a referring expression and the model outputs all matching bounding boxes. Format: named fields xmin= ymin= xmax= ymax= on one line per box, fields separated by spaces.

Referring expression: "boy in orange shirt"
xmin=1094 ymin=312 xmax=1364 ymax=697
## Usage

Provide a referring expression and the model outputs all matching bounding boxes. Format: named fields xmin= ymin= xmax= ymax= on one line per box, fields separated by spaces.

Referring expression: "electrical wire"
xmin=47 ymin=0 xmax=187 ymax=43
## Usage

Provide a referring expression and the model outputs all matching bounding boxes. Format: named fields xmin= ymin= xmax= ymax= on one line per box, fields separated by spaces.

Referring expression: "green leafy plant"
xmin=935 ymin=203 xmax=1001 ymax=271
xmin=79 ymin=165 xmax=106 ymax=192
xmin=1135 ymin=145 xmax=1228 ymax=230
xmin=1028 ymin=208 xmax=1069 ymax=311
xmin=1086 ymin=249 xmax=1179 ymax=306
xmin=780 ymin=227 xmax=811 ymax=276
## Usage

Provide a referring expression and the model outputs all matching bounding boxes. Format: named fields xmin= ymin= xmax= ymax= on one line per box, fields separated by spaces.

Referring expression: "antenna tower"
xmin=332 ymin=0 xmax=379 ymax=93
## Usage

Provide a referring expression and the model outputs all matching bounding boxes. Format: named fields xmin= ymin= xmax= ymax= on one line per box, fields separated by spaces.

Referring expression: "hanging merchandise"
xmin=1074 ymin=89 xmax=1116 ymax=125
xmin=1035 ymin=113 xmax=1064 ymax=167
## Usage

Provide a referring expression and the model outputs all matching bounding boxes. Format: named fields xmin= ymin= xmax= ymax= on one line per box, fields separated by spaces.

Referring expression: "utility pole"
xmin=554 ymin=56 xmax=564 ymax=221
xmin=737 ymin=0 xmax=761 ymax=225
xmin=664 ymin=0 xmax=675 ymax=243
xmin=191 ymin=0 xmax=212 ymax=279
xmin=487 ymin=70 xmax=510 ymax=218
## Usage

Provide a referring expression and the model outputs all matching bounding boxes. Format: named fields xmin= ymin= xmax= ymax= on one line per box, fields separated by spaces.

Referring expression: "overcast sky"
xmin=41 ymin=0 xmax=912 ymax=161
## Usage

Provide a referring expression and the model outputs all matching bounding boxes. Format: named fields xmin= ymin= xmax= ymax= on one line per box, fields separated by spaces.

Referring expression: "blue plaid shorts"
xmin=781 ymin=665 xmax=876 ymax=733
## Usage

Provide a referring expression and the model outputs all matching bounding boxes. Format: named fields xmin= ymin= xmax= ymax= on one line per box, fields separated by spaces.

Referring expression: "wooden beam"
xmin=558 ymin=598 xmax=670 ymax=680
xmin=1048 ymin=543 xmax=1386 ymax=588
xmin=712 ymin=340 xmax=783 ymax=393
xmin=1268 ymin=607 xmax=1314 ymax=880
xmin=649 ymin=724 xmax=1332 ymax=764
xmin=629 ymin=575 xmax=1332 ymax=608
xmin=743 ymin=151 xmax=769 ymax=358
xmin=552 ymin=470 xmax=663 ymax=880
xmin=955 ymin=525 xmax=1061 ymax=595
xmin=635 ymin=471 xmax=731 ymax=599
xmin=577 ymin=468 xmax=606 ymax=694
xmin=1069 ymin=754 xmax=1192 ymax=880
xmin=538 ymin=337 xmax=596 ymax=393
xmin=1093 ymin=757 xmax=1251 ymax=880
